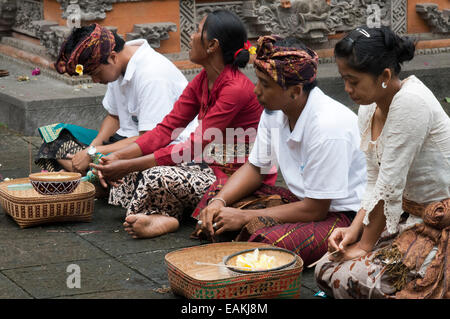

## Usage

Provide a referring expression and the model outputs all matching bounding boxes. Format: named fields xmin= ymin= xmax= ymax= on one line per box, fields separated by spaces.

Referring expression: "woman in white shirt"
xmin=314 ymin=26 xmax=450 ymax=299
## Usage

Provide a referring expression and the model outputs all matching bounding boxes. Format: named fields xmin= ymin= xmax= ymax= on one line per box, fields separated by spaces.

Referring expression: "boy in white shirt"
xmin=35 ymin=23 xmax=196 ymax=174
xmin=196 ymin=35 xmax=367 ymax=266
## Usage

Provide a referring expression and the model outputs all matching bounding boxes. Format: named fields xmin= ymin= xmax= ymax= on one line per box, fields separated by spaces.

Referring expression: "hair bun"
xmin=395 ymin=36 xmax=415 ymax=63
xmin=233 ymin=49 xmax=250 ymax=68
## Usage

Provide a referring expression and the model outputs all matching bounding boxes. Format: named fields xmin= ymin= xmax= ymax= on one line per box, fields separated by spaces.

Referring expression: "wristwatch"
xmin=87 ymin=145 xmax=97 ymax=161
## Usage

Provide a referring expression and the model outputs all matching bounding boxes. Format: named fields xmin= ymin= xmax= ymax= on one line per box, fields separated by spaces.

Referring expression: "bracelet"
xmin=208 ymin=197 xmax=227 ymax=207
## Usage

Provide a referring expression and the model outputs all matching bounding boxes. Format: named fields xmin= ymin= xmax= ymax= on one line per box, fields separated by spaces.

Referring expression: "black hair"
xmin=334 ymin=26 xmax=416 ymax=77
xmin=201 ymin=10 xmax=250 ymax=68
xmin=64 ymin=24 xmax=125 ymax=65
xmin=273 ymin=36 xmax=318 ymax=93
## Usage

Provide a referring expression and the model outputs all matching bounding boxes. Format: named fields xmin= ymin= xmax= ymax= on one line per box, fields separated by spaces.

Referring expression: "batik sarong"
xmin=192 ymin=180 xmax=354 ymax=266
xmin=314 ymin=198 xmax=450 ymax=299
xmin=108 ymin=162 xmax=217 ymax=221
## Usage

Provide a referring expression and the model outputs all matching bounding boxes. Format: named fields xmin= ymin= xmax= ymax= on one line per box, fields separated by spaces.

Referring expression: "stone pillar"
xmin=391 ymin=0 xmax=407 ymax=35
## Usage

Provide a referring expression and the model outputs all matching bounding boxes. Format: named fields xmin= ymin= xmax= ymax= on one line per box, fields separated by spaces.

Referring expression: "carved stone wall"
xmin=326 ymin=0 xmax=390 ymax=33
xmin=179 ymin=0 xmax=409 ymax=49
xmin=242 ymin=0 xmax=331 ymax=43
xmin=391 ymin=0 xmax=407 ymax=35
xmin=57 ymin=0 xmax=114 ymax=21
xmin=127 ymin=23 xmax=178 ymax=48
xmin=2 ymin=0 xmax=445 ymax=59
xmin=196 ymin=1 xmax=244 ymax=24
xmin=416 ymin=3 xmax=449 ymax=34
xmin=39 ymin=1 xmax=179 ymax=55
xmin=39 ymin=25 xmax=71 ymax=58
xmin=12 ymin=0 xmax=43 ymax=38
xmin=179 ymin=0 xmax=196 ymax=51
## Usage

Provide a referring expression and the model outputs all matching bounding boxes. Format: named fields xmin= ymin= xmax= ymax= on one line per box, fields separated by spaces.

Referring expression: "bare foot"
xmin=123 ymin=214 xmax=180 ymax=239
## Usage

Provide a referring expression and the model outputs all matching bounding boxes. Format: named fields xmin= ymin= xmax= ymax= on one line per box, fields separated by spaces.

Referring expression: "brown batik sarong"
xmin=314 ymin=198 xmax=450 ymax=299
xmin=108 ymin=162 xmax=217 ymax=221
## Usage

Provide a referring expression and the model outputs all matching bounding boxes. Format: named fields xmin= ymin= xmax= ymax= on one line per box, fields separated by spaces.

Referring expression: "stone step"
xmin=1 ymin=36 xmax=50 ymax=59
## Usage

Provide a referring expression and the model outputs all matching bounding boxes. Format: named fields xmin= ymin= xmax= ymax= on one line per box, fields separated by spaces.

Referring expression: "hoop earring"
xmin=382 ymin=82 xmax=387 ymax=89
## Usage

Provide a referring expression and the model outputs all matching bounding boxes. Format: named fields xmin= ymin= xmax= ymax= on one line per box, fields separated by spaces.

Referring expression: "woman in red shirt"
xmin=91 ymin=10 xmax=275 ymax=239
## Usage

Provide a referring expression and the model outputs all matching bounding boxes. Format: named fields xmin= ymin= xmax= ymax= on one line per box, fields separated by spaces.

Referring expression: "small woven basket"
xmin=29 ymin=172 xmax=81 ymax=195
xmin=165 ymin=242 xmax=303 ymax=299
xmin=0 ymin=178 xmax=95 ymax=228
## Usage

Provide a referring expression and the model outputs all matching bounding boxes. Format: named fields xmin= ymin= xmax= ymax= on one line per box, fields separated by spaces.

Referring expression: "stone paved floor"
xmin=0 ymin=126 xmax=321 ymax=299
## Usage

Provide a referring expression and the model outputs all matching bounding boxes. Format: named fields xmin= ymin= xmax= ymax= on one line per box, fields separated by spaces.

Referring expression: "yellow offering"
xmin=235 ymin=248 xmax=276 ymax=271
xmin=75 ymin=64 xmax=84 ymax=76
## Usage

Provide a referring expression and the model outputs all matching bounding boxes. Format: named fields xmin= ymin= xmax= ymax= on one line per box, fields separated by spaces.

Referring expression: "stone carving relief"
xmin=57 ymin=0 xmax=114 ymax=21
xmin=179 ymin=0 xmax=196 ymax=51
xmin=12 ymin=0 xmax=43 ymax=38
xmin=0 ymin=0 xmax=17 ymax=38
xmin=65 ymin=0 xmax=82 ymax=29
xmin=196 ymin=1 xmax=244 ymax=24
xmin=38 ymin=25 xmax=71 ymax=58
xmin=242 ymin=0 xmax=331 ymax=43
xmin=416 ymin=3 xmax=449 ymax=34
xmin=390 ymin=0 xmax=407 ymax=35
xmin=186 ymin=0 xmax=407 ymax=46
xmin=127 ymin=23 xmax=177 ymax=48
xmin=326 ymin=0 xmax=389 ymax=33
xmin=39 ymin=1 xmax=177 ymax=54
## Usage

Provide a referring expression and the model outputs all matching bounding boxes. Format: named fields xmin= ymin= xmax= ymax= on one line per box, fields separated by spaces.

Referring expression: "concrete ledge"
xmin=0 ymin=53 xmax=107 ymax=136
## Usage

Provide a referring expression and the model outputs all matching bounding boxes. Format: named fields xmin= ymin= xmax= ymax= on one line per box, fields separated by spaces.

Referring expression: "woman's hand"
xmin=89 ymin=153 xmax=128 ymax=187
xmin=333 ymin=242 xmax=369 ymax=262
xmin=328 ymin=226 xmax=360 ymax=260
xmin=198 ymin=200 xmax=226 ymax=238
xmin=198 ymin=203 xmax=250 ymax=238
xmin=67 ymin=149 xmax=90 ymax=174
xmin=212 ymin=207 xmax=250 ymax=235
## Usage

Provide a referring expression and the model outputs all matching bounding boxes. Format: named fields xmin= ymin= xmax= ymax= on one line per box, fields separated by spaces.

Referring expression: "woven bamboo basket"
xmin=0 ymin=178 xmax=95 ymax=228
xmin=29 ymin=172 xmax=81 ymax=195
xmin=165 ymin=242 xmax=303 ymax=299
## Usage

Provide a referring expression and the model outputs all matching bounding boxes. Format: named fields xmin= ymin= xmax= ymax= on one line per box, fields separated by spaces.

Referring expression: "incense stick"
xmin=194 ymin=261 xmax=254 ymax=270
xmin=307 ymin=250 xmax=341 ymax=268
xmin=28 ymin=138 xmax=32 ymax=175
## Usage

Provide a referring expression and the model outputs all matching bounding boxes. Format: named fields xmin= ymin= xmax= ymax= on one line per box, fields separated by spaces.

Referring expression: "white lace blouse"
xmin=358 ymin=75 xmax=450 ymax=234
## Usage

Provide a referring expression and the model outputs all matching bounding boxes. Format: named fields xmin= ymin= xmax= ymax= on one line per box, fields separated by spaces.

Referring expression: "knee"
xmin=313 ymin=258 xmax=347 ymax=298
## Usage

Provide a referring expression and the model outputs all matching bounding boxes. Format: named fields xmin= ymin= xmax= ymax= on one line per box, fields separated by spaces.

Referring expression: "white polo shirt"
xmin=103 ymin=39 xmax=192 ymax=138
xmin=249 ymin=87 xmax=367 ymax=212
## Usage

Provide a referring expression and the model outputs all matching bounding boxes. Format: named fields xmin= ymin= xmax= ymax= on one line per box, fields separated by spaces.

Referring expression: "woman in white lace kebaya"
xmin=314 ymin=26 xmax=450 ymax=299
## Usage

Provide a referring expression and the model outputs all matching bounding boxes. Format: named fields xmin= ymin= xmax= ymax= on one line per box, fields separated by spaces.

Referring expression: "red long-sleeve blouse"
xmin=135 ymin=65 xmax=263 ymax=168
